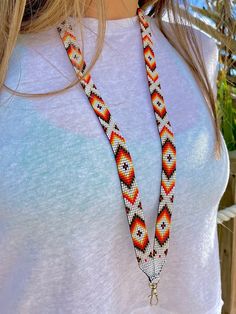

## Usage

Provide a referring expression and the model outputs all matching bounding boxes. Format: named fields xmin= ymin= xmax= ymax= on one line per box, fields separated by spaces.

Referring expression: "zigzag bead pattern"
xmin=57 ymin=7 xmax=176 ymax=293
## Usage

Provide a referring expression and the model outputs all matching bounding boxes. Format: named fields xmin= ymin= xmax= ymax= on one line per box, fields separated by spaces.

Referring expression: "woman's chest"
xmin=0 ymin=28 xmax=230 ymax=230
xmin=0 ymin=93 xmax=230 ymax=227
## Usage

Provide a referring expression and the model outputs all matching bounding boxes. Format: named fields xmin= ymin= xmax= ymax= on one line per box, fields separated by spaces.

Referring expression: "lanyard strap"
xmin=57 ymin=7 xmax=176 ymax=305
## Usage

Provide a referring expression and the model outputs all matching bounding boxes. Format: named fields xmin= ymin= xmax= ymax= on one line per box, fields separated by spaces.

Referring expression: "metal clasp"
xmin=148 ymin=282 xmax=158 ymax=306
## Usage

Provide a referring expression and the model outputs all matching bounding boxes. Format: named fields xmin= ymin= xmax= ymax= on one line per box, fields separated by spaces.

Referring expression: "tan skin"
xmin=84 ymin=0 xmax=139 ymax=20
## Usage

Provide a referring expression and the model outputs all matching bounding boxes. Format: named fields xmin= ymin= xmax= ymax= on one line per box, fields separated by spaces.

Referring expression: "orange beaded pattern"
xmin=57 ymin=7 xmax=176 ymax=288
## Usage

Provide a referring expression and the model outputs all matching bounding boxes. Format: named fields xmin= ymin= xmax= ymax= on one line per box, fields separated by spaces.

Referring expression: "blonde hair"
xmin=0 ymin=0 xmax=222 ymax=158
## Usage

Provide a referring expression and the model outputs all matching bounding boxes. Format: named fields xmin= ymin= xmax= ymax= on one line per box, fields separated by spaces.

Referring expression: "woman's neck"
xmin=84 ymin=0 xmax=139 ymax=20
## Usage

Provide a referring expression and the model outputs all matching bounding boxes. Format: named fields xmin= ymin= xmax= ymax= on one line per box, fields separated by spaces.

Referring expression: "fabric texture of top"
xmin=0 ymin=13 xmax=230 ymax=314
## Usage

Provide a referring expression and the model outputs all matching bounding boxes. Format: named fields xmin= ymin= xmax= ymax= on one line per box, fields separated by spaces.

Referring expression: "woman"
xmin=0 ymin=0 xmax=230 ymax=313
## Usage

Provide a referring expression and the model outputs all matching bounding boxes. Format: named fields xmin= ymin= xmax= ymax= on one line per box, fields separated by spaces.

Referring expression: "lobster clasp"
xmin=148 ymin=282 xmax=158 ymax=306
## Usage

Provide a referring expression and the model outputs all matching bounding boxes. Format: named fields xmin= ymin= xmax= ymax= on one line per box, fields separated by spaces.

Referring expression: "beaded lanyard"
xmin=57 ymin=7 xmax=176 ymax=306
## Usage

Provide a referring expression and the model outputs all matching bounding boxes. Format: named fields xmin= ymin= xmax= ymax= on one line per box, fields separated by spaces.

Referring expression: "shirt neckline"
xmin=79 ymin=14 xmax=140 ymax=34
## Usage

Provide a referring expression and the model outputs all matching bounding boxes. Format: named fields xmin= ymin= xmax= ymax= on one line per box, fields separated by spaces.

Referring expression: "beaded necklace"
xmin=57 ymin=7 xmax=176 ymax=306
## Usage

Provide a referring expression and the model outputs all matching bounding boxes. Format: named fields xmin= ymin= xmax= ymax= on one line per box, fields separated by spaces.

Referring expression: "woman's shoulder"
xmin=147 ymin=15 xmax=219 ymax=94
xmin=1 ymin=26 xmax=75 ymax=99
xmin=147 ymin=14 xmax=218 ymax=59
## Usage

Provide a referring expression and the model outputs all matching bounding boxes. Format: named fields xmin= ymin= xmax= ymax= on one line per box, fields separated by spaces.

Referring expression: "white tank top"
xmin=0 ymin=14 xmax=230 ymax=314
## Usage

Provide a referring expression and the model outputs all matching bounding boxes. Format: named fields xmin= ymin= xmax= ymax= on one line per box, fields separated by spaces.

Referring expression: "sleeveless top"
xmin=0 ymin=14 xmax=230 ymax=314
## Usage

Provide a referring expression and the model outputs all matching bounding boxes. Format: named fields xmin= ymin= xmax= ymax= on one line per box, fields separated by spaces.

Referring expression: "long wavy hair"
xmin=0 ymin=0 xmax=222 ymax=158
